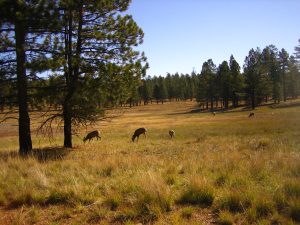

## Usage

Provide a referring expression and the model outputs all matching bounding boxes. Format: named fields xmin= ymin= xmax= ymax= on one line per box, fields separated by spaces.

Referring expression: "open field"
xmin=0 ymin=101 xmax=300 ymax=225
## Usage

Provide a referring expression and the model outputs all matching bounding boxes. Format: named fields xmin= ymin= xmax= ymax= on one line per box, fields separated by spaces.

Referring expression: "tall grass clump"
xmin=122 ymin=173 xmax=174 ymax=223
xmin=217 ymin=211 xmax=234 ymax=225
xmin=180 ymin=207 xmax=194 ymax=219
xmin=283 ymin=182 xmax=300 ymax=199
xmin=218 ymin=192 xmax=251 ymax=213
xmin=288 ymin=201 xmax=300 ymax=222
xmin=177 ymin=184 xmax=214 ymax=208
xmin=247 ymin=198 xmax=274 ymax=221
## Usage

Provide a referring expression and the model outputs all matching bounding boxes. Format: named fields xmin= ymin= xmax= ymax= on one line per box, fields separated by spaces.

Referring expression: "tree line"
xmin=137 ymin=43 xmax=300 ymax=110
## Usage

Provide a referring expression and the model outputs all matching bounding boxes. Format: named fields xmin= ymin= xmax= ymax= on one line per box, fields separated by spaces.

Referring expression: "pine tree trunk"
xmin=283 ymin=71 xmax=287 ymax=102
xmin=251 ymin=91 xmax=255 ymax=109
xmin=63 ymin=102 xmax=72 ymax=148
xmin=15 ymin=19 xmax=32 ymax=156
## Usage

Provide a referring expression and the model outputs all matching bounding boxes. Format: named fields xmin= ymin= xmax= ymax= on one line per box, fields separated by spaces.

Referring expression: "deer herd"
xmin=83 ymin=112 xmax=254 ymax=143
xmin=83 ymin=127 xmax=175 ymax=143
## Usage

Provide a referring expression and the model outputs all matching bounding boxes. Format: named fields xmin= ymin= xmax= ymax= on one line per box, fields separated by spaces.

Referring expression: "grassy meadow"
xmin=0 ymin=101 xmax=299 ymax=225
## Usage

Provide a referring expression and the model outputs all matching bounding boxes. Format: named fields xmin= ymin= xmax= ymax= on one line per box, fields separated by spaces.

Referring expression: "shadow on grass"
xmin=168 ymin=104 xmax=254 ymax=115
xmin=0 ymin=146 xmax=71 ymax=162
xmin=269 ymin=101 xmax=300 ymax=109
xmin=169 ymin=100 xmax=300 ymax=116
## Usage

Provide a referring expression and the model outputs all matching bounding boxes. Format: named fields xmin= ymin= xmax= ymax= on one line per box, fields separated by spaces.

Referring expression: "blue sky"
xmin=127 ymin=0 xmax=300 ymax=76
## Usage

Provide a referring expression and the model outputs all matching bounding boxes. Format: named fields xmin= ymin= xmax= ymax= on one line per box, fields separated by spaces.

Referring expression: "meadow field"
xmin=0 ymin=101 xmax=299 ymax=225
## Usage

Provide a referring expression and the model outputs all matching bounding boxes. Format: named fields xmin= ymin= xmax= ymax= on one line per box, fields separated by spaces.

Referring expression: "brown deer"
xmin=248 ymin=112 xmax=254 ymax=118
xmin=83 ymin=130 xmax=101 ymax=143
xmin=132 ymin=127 xmax=147 ymax=142
xmin=169 ymin=130 xmax=175 ymax=138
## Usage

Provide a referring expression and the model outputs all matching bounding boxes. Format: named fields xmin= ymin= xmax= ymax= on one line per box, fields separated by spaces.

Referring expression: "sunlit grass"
xmin=0 ymin=100 xmax=299 ymax=224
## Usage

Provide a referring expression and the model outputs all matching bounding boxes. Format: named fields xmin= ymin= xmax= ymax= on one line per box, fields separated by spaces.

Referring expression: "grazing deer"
xmin=212 ymin=112 xmax=216 ymax=116
xmin=248 ymin=112 xmax=254 ymax=118
xmin=169 ymin=130 xmax=175 ymax=138
xmin=83 ymin=130 xmax=101 ymax=143
xmin=132 ymin=127 xmax=147 ymax=142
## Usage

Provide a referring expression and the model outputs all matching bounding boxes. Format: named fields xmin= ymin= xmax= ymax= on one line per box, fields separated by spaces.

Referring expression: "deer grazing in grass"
xmin=132 ymin=127 xmax=147 ymax=142
xmin=83 ymin=130 xmax=101 ymax=143
xmin=169 ymin=130 xmax=175 ymax=138
xmin=248 ymin=112 xmax=255 ymax=118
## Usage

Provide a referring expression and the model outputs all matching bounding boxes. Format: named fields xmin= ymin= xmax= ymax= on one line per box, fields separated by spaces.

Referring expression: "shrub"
xmin=177 ymin=185 xmax=214 ymax=208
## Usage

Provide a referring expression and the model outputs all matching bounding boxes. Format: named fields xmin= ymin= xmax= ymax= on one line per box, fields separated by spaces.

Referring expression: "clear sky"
xmin=127 ymin=0 xmax=300 ymax=76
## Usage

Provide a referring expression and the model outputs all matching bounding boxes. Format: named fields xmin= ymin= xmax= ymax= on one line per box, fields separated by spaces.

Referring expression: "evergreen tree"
xmin=199 ymin=59 xmax=217 ymax=110
xmin=43 ymin=1 xmax=147 ymax=148
xmin=261 ymin=45 xmax=280 ymax=103
xmin=279 ymin=48 xmax=289 ymax=101
xmin=217 ymin=61 xmax=231 ymax=109
xmin=229 ymin=55 xmax=243 ymax=107
xmin=294 ymin=39 xmax=300 ymax=69
xmin=0 ymin=0 xmax=58 ymax=155
xmin=287 ymin=56 xmax=300 ymax=98
xmin=243 ymin=48 xmax=264 ymax=109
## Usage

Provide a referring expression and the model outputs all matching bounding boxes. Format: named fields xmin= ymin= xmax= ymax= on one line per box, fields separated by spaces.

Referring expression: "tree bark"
xmin=283 ymin=70 xmax=287 ymax=102
xmin=63 ymin=8 xmax=74 ymax=148
xmin=251 ymin=91 xmax=255 ymax=109
xmin=63 ymin=102 xmax=72 ymax=148
xmin=15 ymin=18 xmax=32 ymax=156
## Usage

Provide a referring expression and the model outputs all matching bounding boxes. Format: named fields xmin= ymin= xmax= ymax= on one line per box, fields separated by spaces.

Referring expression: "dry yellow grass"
xmin=0 ymin=100 xmax=299 ymax=224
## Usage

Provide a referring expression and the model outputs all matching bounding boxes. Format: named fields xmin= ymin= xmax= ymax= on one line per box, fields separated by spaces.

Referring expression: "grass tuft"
xmin=283 ymin=182 xmax=300 ymax=199
xmin=105 ymin=196 xmax=121 ymax=211
xmin=255 ymin=199 xmax=274 ymax=218
xmin=217 ymin=211 xmax=234 ymax=225
xmin=214 ymin=174 xmax=227 ymax=187
xmin=177 ymin=185 xmax=214 ymax=208
xmin=181 ymin=207 xmax=194 ymax=219
xmin=218 ymin=192 xmax=251 ymax=213
xmin=87 ymin=207 xmax=107 ymax=224
xmin=288 ymin=201 xmax=300 ymax=222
